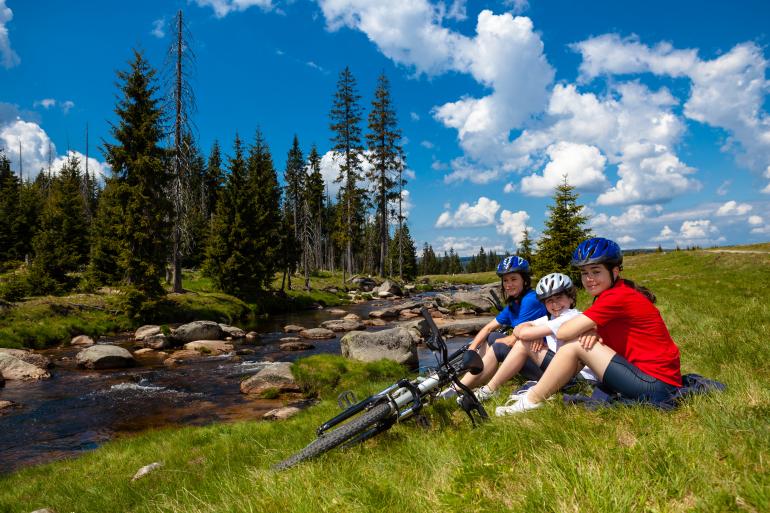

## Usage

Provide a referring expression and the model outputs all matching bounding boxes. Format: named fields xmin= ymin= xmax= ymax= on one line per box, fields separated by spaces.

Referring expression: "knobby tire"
xmin=273 ymin=402 xmax=394 ymax=471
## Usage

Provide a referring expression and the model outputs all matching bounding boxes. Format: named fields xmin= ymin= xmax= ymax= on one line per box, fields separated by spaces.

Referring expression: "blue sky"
xmin=1 ymin=0 xmax=769 ymax=254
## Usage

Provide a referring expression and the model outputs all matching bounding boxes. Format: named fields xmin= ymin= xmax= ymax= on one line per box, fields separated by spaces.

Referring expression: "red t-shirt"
xmin=583 ymin=280 xmax=682 ymax=387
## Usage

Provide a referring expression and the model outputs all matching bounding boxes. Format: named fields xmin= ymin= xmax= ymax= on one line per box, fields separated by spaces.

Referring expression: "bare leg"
xmin=460 ymin=344 xmax=499 ymax=388
xmin=527 ymin=341 xmax=616 ymax=404
xmin=486 ymin=340 xmax=548 ymax=391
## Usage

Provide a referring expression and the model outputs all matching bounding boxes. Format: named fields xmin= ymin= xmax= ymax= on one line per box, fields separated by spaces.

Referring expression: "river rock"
xmin=240 ymin=362 xmax=300 ymax=395
xmin=343 ymin=313 xmax=361 ymax=321
xmin=0 ymin=348 xmax=52 ymax=369
xmin=0 ymin=400 xmax=18 ymax=413
xmin=398 ymin=310 xmax=420 ymax=320
xmin=132 ymin=462 xmax=163 ymax=481
xmin=245 ymin=331 xmax=260 ymax=343
xmin=134 ymin=325 xmax=161 ymax=341
xmin=328 ymin=308 xmax=347 ymax=316
xmin=351 ymin=277 xmax=377 ymax=292
xmin=280 ymin=336 xmax=302 ymax=343
xmin=438 ymin=317 xmax=495 ymax=336
xmin=172 ymin=321 xmax=224 ymax=343
xmin=340 ymin=327 xmax=419 ymax=368
xmin=219 ymin=324 xmax=246 ymax=339
xmin=0 ymin=353 xmax=51 ymax=380
xmin=363 ymin=318 xmax=387 ymax=327
xmin=163 ymin=349 xmax=204 ymax=366
xmin=75 ymin=345 xmax=136 ymax=369
xmin=280 ymin=341 xmax=315 ymax=351
xmin=263 ymin=406 xmax=301 ymax=420
xmin=299 ymin=328 xmax=335 ymax=339
xmin=143 ymin=333 xmax=171 ymax=350
xmin=320 ymin=319 xmax=365 ymax=332
xmin=70 ymin=335 xmax=95 ymax=347
xmin=283 ymin=324 xmax=305 ymax=333
xmin=184 ymin=340 xmax=233 ymax=355
xmin=133 ymin=348 xmax=156 ymax=356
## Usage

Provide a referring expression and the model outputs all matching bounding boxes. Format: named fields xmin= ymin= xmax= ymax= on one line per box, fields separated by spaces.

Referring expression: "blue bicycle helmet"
xmin=496 ymin=255 xmax=530 ymax=277
xmin=571 ymin=237 xmax=623 ymax=267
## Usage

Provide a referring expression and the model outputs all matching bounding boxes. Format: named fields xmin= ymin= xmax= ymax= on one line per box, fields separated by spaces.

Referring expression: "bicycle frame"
xmin=317 ymin=306 xmax=487 ymax=437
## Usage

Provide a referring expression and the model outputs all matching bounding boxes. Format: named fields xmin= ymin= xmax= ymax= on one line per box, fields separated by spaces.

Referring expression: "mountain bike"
xmin=273 ymin=306 xmax=488 ymax=470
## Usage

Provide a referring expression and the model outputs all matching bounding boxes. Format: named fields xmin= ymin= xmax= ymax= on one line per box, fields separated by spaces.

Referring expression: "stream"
xmin=0 ymin=296 xmax=473 ymax=474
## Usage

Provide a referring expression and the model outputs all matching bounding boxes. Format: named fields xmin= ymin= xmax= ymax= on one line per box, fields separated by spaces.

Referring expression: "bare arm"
xmin=513 ymin=322 xmax=552 ymax=341
xmin=556 ymin=314 xmax=597 ymax=341
xmin=469 ymin=319 xmax=501 ymax=351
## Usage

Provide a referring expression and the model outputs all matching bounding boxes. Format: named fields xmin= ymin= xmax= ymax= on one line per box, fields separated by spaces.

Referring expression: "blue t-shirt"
xmin=495 ymin=289 xmax=547 ymax=328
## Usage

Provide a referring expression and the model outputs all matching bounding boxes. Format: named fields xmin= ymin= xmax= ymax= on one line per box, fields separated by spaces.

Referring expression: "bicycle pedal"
xmin=337 ymin=390 xmax=357 ymax=410
xmin=414 ymin=414 xmax=431 ymax=430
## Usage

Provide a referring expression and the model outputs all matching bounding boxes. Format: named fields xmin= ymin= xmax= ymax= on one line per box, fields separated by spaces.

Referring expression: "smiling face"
xmin=501 ymin=272 xmax=525 ymax=299
xmin=579 ymin=264 xmax=620 ymax=296
xmin=543 ymin=292 xmax=572 ymax=317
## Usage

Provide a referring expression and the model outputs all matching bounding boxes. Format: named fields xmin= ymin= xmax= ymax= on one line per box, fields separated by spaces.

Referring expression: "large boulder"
xmin=340 ymin=327 xmax=419 ymax=368
xmin=70 ymin=335 xmax=95 ymax=347
xmin=438 ymin=283 xmax=502 ymax=313
xmin=320 ymin=319 xmax=366 ymax=332
xmin=143 ymin=333 xmax=171 ymax=350
xmin=375 ymin=280 xmax=402 ymax=298
xmin=351 ymin=277 xmax=377 ymax=292
xmin=0 ymin=353 xmax=51 ymax=380
xmin=134 ymin=325 xmax=162 ymax=341
xmin=183 ymin=340 xmax=234 ymax=355
xmin=240 ymin=362 xmax=300 ymax=395
xmin=219 ymin=324 xmax=246 ymax=339
xmin=75 ymin=345 xmax=136 ymax=369
xmin=0 ymin=348 xmax=52 ymax=369
xmin=172 ymin=321 xmax=224 ymax=343
xmin=299 ymin=328 xmax=335 ymax=340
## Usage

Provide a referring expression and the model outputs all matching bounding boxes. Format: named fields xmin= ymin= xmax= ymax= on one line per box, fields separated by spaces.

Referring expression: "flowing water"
xmin=0 ymin=297 xmax=471 ymax=474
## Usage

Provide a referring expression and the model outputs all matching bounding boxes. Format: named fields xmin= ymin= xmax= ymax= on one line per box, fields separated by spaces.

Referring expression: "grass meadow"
xmin=1 ymin=247 xmax=769 ymax=512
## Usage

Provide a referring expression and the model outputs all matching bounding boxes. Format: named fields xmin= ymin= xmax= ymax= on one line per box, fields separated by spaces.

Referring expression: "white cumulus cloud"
xmin=435 ymin=196 xmax=500 ymax=228
xmin=748 ymin=215 xmax=763 ymax=226
xmin=716 ymin=200 xmax=753 ymax=216
xmin=152 ymin=18 xmax=166 ymax=38
xmin=520 ymin=142 xmax=608 ymax=196
xmin=496 ymin=209 xmax=529 ymax=247
xmin=0 ymin=0 xmax=19 ymax=68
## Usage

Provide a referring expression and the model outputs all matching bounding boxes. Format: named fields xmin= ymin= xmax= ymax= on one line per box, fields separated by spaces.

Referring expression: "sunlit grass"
xmin=1 ymin=249 xmax=769 ymax=512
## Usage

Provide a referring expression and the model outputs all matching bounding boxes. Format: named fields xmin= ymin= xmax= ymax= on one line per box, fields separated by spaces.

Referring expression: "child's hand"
xmin=579 ymin=330 xmax=602 ymax=349
xmin=529 ymin=338 xmax=545 ymax=352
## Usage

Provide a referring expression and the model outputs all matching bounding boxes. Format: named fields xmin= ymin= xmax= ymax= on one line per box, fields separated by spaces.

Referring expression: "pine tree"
xmin=305 ymin=145 xmax=325 ymax=271
xmin=282 ymin=135 xmax=305 ymax=287
xmin=101 ymin=50 xmax=171 ymax=296
xmin=388 ymin=223 xmax=417 ymax=280
xmin=533 ymin=177 xmax=591 ymax=283
xmin=203 ymin=140 xmax=224 ymax=221
xmin=518 ymin=228 xmax=534 ymax=263
xmin=329 ymin=66 xmax=366 ymax=283
xmin=0 ymin=150 xmax=23 ymax=262
xmin=29 ymin=154 xmax=90 ymax=293
xmin=366 ymin=73 xmax=402 ymax=276
xmin=88 ymin=176 xmax=124 ymax=285
xmin=166 ymin=10 xmax=197 ymax=293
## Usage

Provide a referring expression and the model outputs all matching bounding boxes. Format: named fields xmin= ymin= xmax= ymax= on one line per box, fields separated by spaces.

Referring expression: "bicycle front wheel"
xmin=273 ymin=402 xmax=394 ymax=471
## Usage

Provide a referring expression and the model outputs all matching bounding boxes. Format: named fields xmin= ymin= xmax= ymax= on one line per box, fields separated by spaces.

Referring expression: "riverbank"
xmin=0 ymin=248 xmax=768 ymax=511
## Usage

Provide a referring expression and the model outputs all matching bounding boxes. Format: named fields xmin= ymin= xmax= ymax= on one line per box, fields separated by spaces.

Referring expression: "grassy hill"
xmin=1 ymin=248 xmax=769 ymax=512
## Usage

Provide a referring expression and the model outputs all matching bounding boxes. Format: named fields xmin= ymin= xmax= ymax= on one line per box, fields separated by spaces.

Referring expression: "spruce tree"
xmin=247 ymin=130 xmax=281 ymax=290
xmin=518 ymin=228 xmax=534 ymax=264
xmin=0 ymin=150 xmax=23 ymax=262
xmin=282 ymin=135 xmax=305 ymax=286
xmin=305 ymin=145 xmax=325 ymax=271
xmin=29 ymin=154 xmax=89 ymax=293
xmin=533 ymin=177 xmax=591 ymax=283
xmin=329 ymin=66 xmax=366 ymax=283
xmin=203 ymin=140 xmax=224 ymax=221
xmin=100 ymin=50 xmax=171 ymax=297
xmin=366 ymin=73 xmax=402 ymax=276
xmin=88 ymin=176 xmax=125 ymax=286
xmin=388 ymin=223 xmax=417 ymax=280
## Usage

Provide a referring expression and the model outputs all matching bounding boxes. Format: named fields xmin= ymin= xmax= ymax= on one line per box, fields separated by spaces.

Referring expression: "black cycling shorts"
xmin=602 ymin=354 xmax=679 ymax=403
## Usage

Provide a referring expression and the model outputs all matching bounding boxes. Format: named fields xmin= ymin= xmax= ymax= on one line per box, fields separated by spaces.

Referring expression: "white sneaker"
xmin=474 ymin=385 xmax=498 ymax=402
xmin=495 ymin=395 xmax=543 ymax=416
xmin=437 ymin=386 xmax=458 ymax=400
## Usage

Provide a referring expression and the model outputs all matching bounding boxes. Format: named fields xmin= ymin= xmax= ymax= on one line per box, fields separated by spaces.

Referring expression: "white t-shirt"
xmin=532 ymin=308 xmax=598 ymax=381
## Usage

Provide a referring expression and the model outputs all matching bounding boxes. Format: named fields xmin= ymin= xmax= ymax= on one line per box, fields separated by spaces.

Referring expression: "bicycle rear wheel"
xmin=273 ymin=402 xmax=394 ymax=471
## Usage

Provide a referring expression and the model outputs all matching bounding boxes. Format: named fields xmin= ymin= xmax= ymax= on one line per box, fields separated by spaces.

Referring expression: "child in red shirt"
xmin=497 ymin=237 xmax=682 ymax=416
